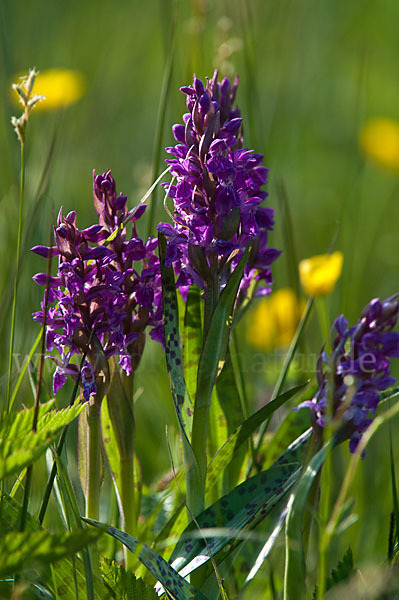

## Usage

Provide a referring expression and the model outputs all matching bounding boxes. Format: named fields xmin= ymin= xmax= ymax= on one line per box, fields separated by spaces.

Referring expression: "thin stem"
xmin=315 ymin=296 xmax=331 ymax=350
xmin=120 ymin=457 xmax=137 ymax=571
xmin=86 ymin=402 xmax=102 ymax=521
xmin=7 ymin=143 xmax=25 ymax=413
xmin=38 ymin=351 xmax=87 ymax=525
xmin=19 ymin=227 xmax=52 ymax=532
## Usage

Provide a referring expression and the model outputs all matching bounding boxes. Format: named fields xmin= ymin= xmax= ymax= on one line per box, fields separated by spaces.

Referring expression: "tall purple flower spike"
xmin=158 ymin=71 xmax=280 ymax=302
xmin=32 ymin=171 xmax=163 ymax=398
xmin=297 ymin=296 xmax=399 ymax=453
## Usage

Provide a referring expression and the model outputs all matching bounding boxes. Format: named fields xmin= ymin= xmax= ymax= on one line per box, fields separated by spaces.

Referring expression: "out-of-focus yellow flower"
xmin=359 ymin=118 xmax=399 ymax=175
xmin=299 ymin=252 xmax=343 ymax=297
xmin=246 ymin=288 xmax=304 ymax=352
xmin=11 ymin=68 xmax=86 ymax=111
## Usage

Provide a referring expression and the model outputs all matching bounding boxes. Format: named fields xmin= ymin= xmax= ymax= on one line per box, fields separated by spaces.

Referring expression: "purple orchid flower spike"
xmin=32 ymin=170 xmax=164 ymax=399
xmin=158 ymin=71 xmax=280 ymax=308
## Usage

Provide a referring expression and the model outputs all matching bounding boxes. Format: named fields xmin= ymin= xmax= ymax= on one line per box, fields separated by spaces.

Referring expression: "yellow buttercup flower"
xmin=11 ymin=68 xmax=86 ymax=111
xmin=299 ymin=252 xmax=343 ymax=297
xmin=359 ymin=118 xmax=399 ymax=175
xmin=247 ymin=288 xmax=304 ymax=352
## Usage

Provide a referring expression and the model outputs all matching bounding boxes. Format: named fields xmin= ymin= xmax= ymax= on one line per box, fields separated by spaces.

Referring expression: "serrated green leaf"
xmin=0 ymin=529 xmax=102 ymax=577
xmin=0 ymin=491 xmax=40 ymax=533
xmin=84 ymin=519 xmax=208 ymax=600
xmin=326 ymin=547 xmax=354 ymax=591
xmin=0 ymin=402 xmax=85 ymax=480
xmin=169 ymin=430 xmax=311 ymax=578
xmin=101 ymin=558 xmax=158 ymax=599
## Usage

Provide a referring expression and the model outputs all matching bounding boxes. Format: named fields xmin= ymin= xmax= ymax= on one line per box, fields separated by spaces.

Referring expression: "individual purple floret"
xmin=297 ymin=296 xmax=399 ymax=453
xmin=32 ymin=171 xmax=163 ymax=398
xmin=158 ymin=71 xmax=280 ymax=304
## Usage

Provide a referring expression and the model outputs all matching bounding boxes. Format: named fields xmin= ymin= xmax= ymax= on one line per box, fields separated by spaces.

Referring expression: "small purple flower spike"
xmin=297 ymin=296 xmax=399 ymax=454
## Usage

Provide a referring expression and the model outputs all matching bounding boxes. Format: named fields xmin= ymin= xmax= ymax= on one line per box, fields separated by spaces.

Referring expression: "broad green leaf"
xmin=183 ymin=284 xmax=202 ymax=402
xmin=199 ymin=501 xmax=288 ymax=599
xmin=284 ymin=441 xmax=332 ymax=600
xmin=169 ymin=430 xmax=311 ymax=578
xmin=262 ymin=400 xmax=312 ymax=470
xmin=206 ymin=383 xmax=308 ymax=500
xmin=216 ymin=351 xmax=247 ymax=495
xmin=0 ymin=401 xmax=84 ymax=480
xmin=195 ymin=244 xmax=252 ymax=424
xmin=0 ymin=529 xmax=102 ymax=577
xmin=101 ymin=558 xmax=158 ymax=599
xmin=84 ymin=519 xmax=208 ymax=600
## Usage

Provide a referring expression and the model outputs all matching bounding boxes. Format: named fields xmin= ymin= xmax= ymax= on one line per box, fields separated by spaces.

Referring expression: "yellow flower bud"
xmin=246 ymin=288 xmax=304 ymax=352
xmin=299 ymin=252 xmax=343 ymax=297
xmin=359 ymin=118 xmax=399 ymax=175
xmin=11 ymin=68 xmax=86 ymax=111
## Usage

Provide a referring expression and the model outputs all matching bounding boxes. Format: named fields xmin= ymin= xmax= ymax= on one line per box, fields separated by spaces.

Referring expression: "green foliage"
xmin=326 ymin=547 xmax=355 ymax=591
xmin=159 ymin=232 xmax=194 ymax=441
xmin=101 ymin=558 xmax=158 ymax=599
xmin=0 ymin=400 xmax=84 ymax=479
xmin=0 ymin=529 xmax=102 ymax=577
xmin=169 ymin=430 xmax=310 ymax=577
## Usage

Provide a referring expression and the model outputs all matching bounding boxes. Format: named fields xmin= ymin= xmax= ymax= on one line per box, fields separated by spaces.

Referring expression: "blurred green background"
xmin=1 ymin=0 xmax=399 ymax=580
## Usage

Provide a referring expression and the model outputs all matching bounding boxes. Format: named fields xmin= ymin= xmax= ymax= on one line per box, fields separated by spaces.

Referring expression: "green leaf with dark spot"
xmin=84 ymin=519 xmax=208 ymax=600
xmin=159 ymin=232 xmax=194 ymax=439
xmin=169 ymin=430 xmax=311 ymax=578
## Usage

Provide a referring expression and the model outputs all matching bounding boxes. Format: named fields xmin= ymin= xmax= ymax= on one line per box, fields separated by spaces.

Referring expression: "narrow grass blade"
xmin=9 ymin=329 xmax=42 ymax=412
xmin=253 ymin=297 xmax=313 ymax=460
xmin=52 ymin=448 xmax=95 ymax=600
xmin=146 ymin=4 xmax=177 ymax=238
xmin=284 ymin=441 xmax=332 ymax=600
xmin=83 ymin=519 xmax=208 ymax=600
